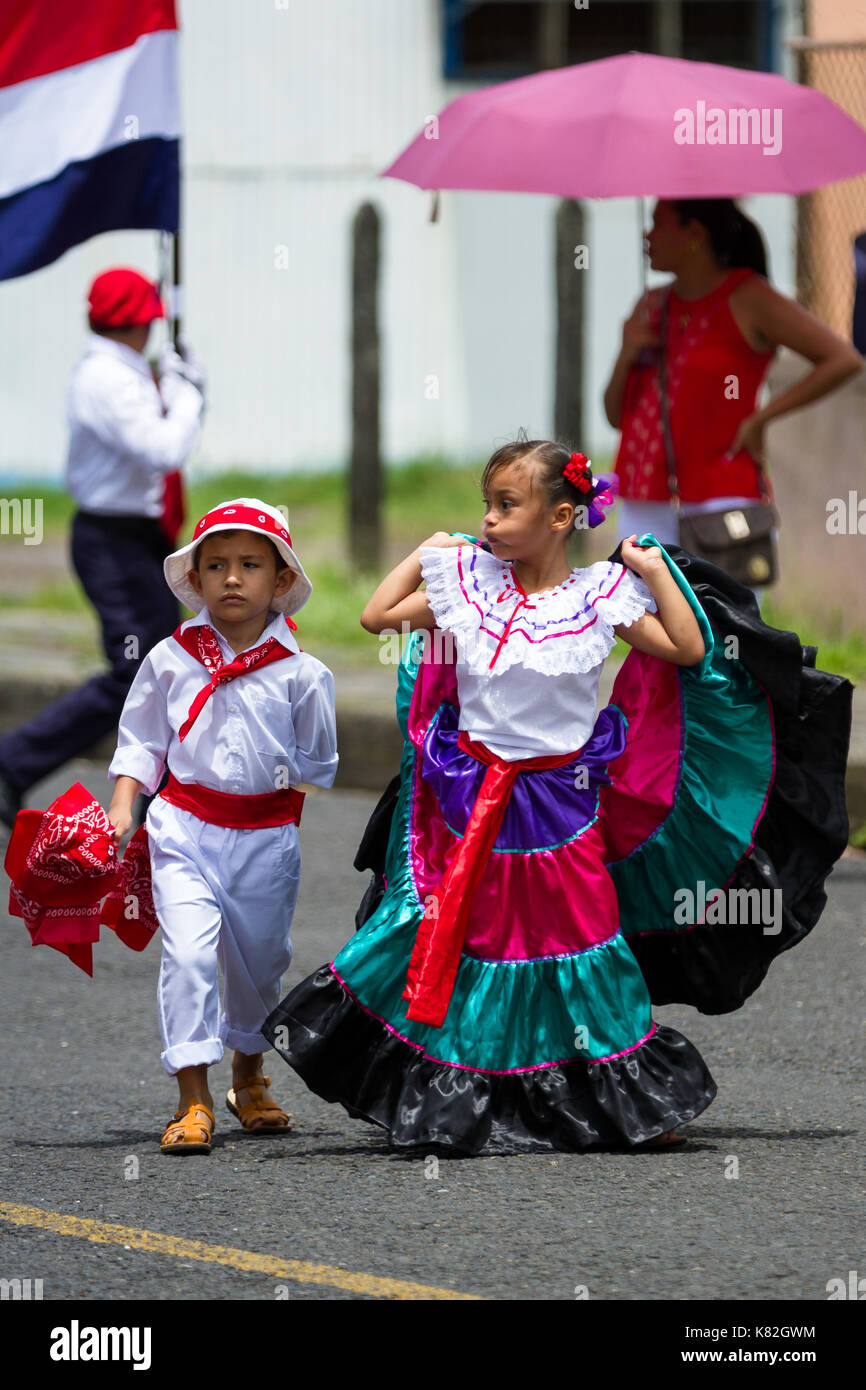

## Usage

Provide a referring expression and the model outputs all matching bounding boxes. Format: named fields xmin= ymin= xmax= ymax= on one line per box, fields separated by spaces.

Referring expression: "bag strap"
xmin=657 ymin=286 xmax=680 ymax=509
xmin=755 ymin=463 xmax=773 ymax=504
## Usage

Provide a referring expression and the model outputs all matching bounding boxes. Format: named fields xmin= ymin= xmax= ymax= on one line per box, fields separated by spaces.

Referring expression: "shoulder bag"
xmin=658 ymin=287 xmax=779 ymax=587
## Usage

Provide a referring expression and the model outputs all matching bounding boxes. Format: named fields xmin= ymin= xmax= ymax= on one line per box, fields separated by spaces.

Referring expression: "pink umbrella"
xmin=383 ymin=52 xmax=866 ymax=199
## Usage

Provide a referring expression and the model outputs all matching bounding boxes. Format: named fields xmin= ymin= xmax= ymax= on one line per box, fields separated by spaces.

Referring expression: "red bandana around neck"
xmin=172 ymin=618 xmax=297 ymax=741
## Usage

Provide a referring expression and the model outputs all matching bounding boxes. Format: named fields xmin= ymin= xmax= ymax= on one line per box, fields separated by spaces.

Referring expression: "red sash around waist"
xmin=159 ymin=775 xmax=305 ymax=829
xmin=402 ymin=731 xmax=579 ymax=1028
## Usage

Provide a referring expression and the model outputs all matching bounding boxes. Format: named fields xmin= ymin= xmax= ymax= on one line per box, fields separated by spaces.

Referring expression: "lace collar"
xmin=419 ymin=543 xmax=655 ymax=678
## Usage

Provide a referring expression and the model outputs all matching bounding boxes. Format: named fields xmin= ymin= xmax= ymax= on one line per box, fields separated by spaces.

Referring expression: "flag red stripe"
xmin=0 ymin=0 xmax=178 ymax=91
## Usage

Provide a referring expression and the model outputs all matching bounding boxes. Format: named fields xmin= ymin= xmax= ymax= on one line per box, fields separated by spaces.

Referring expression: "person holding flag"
xmin=0 ymin=267 xmax=205 ymax=828
xmin=0 ymin=1 xmax=198 ymax=827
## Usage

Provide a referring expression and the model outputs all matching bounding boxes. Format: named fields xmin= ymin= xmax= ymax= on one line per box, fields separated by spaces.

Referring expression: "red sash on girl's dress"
xmin=402 ymin=732 xmax=580 ymax=1027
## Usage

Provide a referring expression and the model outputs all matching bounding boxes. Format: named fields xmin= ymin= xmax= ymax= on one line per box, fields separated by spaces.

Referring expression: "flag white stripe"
xmin=0 ymin=29 xmax=179 ymax=202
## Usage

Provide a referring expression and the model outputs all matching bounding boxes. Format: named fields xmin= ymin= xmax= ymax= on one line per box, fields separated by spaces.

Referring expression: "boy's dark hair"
xmin=192 ymin=529 xmax=287 ymax=571
xmin=481 ymin=430 xmax=589 ymax=516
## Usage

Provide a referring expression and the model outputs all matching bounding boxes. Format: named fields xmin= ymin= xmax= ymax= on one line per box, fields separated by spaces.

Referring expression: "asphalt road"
xmin=0 ymin=760 xmax=863 ymax=1305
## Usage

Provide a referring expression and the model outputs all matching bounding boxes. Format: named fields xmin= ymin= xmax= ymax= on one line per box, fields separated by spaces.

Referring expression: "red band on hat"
xmin=193 ymin=504 xmax=292 ymax=548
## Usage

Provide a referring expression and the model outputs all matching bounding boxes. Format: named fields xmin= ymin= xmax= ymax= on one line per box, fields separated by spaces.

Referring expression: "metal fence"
xmin=789 ymin=38 xmax=866 ymax=339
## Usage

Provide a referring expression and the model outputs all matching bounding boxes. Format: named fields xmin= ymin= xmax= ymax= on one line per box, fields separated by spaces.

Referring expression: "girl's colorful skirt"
xmin=264 ymin=541 xmax=852 ymax=1154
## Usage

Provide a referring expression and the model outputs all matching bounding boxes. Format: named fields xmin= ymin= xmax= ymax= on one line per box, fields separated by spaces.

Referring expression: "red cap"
xmin=87 ymin=267 xmax=165 ymax=328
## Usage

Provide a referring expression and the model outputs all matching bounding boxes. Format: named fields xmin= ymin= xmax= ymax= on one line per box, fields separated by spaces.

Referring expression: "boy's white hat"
xmin=164 ymin=498 xmax=313 ymax=616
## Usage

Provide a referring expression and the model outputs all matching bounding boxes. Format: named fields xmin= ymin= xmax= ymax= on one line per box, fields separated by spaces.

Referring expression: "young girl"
xmin=264 ymin=440 xmax=850 ymax=1155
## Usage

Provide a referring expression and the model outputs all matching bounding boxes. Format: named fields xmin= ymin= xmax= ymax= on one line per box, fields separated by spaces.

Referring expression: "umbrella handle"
xmin=637 ymin=195 xmax=648 ymax=299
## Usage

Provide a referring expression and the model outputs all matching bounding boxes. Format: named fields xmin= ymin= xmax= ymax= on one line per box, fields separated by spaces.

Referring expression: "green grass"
xmin=762 ymin=598 xmax=866 ymax=685
xmin=298 ymin=562 xmax=383 ymax=651
xmin=6 ymin=463 xmax=866 ymax=679
xmin=180 ymin=460 xmax=491 ymax=659
xmin=183 ymin=457 xmax=489 ymax=550
xmin=5 ymin=459 xmax=489 ymax=542
xmin=3 ymin=462 xmax=492 ymax=665
xmin=16 ymin=582 xmax=90 ymax=614
xmin=0 ymin=487 xmax=77 ymax=531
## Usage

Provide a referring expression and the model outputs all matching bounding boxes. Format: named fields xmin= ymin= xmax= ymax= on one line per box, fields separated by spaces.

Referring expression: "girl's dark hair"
xmin=672 ymin=198 xmax=769 ymax=278
xmin=481 ymin=431 xmax=589 ymax=517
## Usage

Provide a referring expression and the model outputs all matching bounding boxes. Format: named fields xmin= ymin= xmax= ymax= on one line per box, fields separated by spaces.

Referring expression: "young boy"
xmin=108 ymin=499 xmax=338 ymax=1152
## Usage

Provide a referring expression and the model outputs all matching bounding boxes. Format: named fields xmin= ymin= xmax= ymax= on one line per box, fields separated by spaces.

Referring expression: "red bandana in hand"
xmin=100 ymin=827 xmax=159 ymax=949
xmin=4 ymin=783 xmax=121 ymax=976
xmin=172 ymin=619 xmax=297 ymax=742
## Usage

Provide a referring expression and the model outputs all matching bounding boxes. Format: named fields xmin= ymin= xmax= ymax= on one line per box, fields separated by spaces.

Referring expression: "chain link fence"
xmin=789 ymin=38 xmax=866 ymax=339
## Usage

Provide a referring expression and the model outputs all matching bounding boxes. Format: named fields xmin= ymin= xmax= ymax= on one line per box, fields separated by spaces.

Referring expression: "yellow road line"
xmin=0 ymin=1201 xmax=482 ymax=1301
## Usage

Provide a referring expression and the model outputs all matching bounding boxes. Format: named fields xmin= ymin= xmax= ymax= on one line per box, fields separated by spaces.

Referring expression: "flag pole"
xmin=155 ymin=229 xmax=186 ymax=545
xmin=157 ymin=230 xmax=181 ymax=348
xmin=171 ymin=232 xmax=182 ymax=346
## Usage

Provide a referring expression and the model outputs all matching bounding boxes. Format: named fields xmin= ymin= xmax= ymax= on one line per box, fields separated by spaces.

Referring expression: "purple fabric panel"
xmin=420 ymin=703 xmax=627 ymax=851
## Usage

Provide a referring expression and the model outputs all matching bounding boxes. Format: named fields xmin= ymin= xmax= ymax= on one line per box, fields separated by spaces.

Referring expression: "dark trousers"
xmin=0 ymin=511 xmax=179 ymax=792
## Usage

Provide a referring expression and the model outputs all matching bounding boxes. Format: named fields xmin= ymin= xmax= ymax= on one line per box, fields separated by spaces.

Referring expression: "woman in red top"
xmin=604 ymin=198 xmax=862 ymax=554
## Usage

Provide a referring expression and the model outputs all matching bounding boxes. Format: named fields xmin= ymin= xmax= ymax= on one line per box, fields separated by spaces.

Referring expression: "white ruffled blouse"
xmin=419 ymin=544 xmax=657 ymax=761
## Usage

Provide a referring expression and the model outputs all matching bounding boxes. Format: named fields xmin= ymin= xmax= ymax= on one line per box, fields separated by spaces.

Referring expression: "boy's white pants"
xmin=145 ymin=798 xmax=300 ymax=1074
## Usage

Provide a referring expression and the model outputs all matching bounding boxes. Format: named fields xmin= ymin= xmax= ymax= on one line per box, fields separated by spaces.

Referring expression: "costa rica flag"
xmin=0 ymin=0 xmax=180 ymax=280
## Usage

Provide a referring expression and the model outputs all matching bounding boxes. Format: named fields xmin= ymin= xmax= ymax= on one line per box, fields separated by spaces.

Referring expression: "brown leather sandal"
xmin=226 ymin=1075 xmax=292 ymax=1133
xmin=639 ymin=1129 xmax=688 ymax=1150
xmin=160 ymin=1102 xmax=215 ymax=1154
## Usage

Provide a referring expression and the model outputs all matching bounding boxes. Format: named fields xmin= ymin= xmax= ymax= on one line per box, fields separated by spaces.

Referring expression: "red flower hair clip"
xmin=563 ymin=451 xmax=593 ymax=494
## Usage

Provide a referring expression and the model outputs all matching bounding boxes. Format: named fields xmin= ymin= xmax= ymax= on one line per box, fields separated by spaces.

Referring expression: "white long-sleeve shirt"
xmin=66 ymin=332 xmax=204 ymax=518
xmin=109 ymin=609 xmax=338 ymax=796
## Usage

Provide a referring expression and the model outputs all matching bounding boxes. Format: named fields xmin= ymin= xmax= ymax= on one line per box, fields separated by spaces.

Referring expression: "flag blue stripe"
xmin=0 ymin=137 xmax=179 ymax=281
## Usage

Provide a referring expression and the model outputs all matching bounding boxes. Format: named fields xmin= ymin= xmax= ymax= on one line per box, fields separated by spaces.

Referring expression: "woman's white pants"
xmin=617 ymin=498 xmax=767 ymax=608
xmin=145 ymin=798 xmax=300 ymax=1074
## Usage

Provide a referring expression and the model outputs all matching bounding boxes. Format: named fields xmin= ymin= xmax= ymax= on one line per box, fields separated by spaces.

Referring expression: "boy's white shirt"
xmin=66 ymin=332 xmax=204 ymax=519
xmin=109 ymin=608 xmax=338 ymax=797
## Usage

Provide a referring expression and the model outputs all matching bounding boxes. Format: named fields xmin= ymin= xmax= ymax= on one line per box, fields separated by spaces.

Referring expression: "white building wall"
xmin=0 ymin=0 xmax=800 ymax=482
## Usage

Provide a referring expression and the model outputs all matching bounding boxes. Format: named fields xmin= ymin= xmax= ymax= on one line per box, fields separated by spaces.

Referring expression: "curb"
xmin=0 ymin=676 xmax=864 ymax=836
xmin=0 ymin=677 xmax=402 ymax=794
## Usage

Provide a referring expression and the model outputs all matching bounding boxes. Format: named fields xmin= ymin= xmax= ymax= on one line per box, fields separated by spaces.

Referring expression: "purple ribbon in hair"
xmin=584 ymin=472 xmax=619 ymax=528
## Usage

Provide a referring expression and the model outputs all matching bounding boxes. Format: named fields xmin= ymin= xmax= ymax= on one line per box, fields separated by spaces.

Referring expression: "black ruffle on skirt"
xmin=264 ymin=966 xmax=717 ymax=1155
